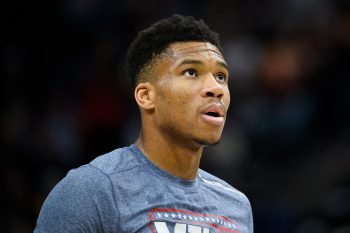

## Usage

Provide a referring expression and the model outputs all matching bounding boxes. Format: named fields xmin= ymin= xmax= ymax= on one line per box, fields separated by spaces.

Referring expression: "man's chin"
xmin=194 ymin=137 xmax=221 ymax=147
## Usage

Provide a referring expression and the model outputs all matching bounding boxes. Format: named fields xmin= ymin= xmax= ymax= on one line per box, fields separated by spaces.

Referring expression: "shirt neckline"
xmin=129 ymin=144 xmax=199 ymax=190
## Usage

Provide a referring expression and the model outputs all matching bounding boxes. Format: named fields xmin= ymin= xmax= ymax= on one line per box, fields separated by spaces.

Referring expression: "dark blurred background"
xmin=2 ymin=0 xmax=350 ymax=232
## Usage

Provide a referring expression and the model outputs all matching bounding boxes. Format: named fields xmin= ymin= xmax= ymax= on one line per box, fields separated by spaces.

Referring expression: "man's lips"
xmin=200 ymin=103 xmax=225 ymax=117
xmin=200 ymin=103 xmax=226 ymax=126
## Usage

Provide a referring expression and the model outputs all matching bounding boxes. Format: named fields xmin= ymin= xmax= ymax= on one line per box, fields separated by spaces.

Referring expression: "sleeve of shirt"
xmin=248 ymin=201 xmax=254 ymax=233
xmin=34 ymin=164 xmax=119 ymax=233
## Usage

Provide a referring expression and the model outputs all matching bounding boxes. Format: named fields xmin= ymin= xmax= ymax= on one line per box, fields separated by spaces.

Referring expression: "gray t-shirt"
xmin=34 ymin=144 xmax=253 ymax=233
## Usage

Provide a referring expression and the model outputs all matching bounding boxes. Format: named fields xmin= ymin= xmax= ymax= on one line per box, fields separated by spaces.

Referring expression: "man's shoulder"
xmin=88 ymin=144 xmax=141 ymax=175
xmin=198 ymin=169 xmax=250 ymax=202
xmin=57 ymin=145 xmax=141 ymax=194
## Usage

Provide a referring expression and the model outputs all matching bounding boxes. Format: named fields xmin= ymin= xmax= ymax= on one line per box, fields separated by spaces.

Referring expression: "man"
xmin=34 ymin=14 xmax=253 ymax=233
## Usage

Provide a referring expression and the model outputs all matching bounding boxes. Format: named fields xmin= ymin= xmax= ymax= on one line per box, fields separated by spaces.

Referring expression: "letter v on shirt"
xmin=154 ymin=222 xmax=209 ymax=233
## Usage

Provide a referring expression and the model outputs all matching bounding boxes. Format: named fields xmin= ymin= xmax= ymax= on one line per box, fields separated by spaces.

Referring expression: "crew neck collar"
xmin=129 ymin=144 xmax=199 ymax=190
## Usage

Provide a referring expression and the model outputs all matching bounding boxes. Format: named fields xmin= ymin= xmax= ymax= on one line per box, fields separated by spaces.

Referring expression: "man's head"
xmin=126 ymin=15 xmax=230 ymax=148
xmin=126 ymin=14 xmax=222 ymax=89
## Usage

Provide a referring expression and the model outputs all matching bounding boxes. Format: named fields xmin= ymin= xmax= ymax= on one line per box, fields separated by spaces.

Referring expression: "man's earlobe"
xmin=134 ymin=83 xmax=155 ymax=110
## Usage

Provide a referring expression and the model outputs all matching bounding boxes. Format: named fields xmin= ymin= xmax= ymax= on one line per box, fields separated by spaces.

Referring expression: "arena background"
xmin=2 ymin=0 xmax=350 ymax=232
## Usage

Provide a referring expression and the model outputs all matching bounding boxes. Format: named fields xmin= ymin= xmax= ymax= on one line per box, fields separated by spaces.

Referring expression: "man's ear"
xmin=134 ymin=82 xmax=156 ymax=110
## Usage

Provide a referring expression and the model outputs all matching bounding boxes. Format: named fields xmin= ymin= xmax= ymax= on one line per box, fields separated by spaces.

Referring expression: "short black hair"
xmin=125 ymin=14 xmax=222 ymax=89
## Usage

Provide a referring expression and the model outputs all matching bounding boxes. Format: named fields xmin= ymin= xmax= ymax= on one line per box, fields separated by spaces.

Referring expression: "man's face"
xmin=151 ymin=41 xmax=230 ymax=147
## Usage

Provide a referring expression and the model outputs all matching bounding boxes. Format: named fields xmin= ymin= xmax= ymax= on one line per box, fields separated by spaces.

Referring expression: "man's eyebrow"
xmin=177 ymin=59 xmax=204 ymax=66
xmin=217 ymin=61 xmax=229 ymax=71
xmin=177 ymin=59 xmax=229 ymax=71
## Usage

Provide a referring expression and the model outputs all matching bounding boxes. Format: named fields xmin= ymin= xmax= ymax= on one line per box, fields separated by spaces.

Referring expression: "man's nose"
xmin=201 ymin=74 xmax=224 ymax=98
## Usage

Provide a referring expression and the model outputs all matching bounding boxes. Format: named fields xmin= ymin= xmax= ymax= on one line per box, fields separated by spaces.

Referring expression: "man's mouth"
xmin=204 ymin=111 xmax=221 ymax=117
xmin=200 ymin=104 xmax=225 ymax=126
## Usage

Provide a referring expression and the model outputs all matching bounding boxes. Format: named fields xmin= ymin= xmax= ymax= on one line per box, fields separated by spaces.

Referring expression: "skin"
xmin=134 ymin=41 xmax=230 ymax=180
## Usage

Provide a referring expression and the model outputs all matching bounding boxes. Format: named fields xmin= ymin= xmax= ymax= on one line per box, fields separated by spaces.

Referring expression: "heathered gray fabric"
xmin=34 ymin=144 xmax=253 ymax=233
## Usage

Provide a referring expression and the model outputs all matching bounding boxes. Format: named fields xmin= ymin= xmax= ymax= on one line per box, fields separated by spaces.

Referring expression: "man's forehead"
xmin=165 ymin=42 xmax=224 ymax=59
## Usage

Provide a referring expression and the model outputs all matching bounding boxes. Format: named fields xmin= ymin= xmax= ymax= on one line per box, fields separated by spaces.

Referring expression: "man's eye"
xmin=216 ymin=73 xmax=226 ymax=82
xmin=183 ymin=69 xmax=198 ymax=77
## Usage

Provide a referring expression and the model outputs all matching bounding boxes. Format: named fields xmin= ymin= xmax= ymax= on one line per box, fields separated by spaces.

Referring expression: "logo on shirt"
xmin=149 ymin=208 xmax=241 ymax=233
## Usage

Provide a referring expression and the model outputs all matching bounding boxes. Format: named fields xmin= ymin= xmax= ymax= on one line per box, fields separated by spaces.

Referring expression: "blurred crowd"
xmin=2 ymin=0 xmax=350 ymax=232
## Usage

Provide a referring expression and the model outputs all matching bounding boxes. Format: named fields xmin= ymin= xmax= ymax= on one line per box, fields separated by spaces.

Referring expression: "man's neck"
xmin=135 ymin=132 xmax=203 ymax=180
